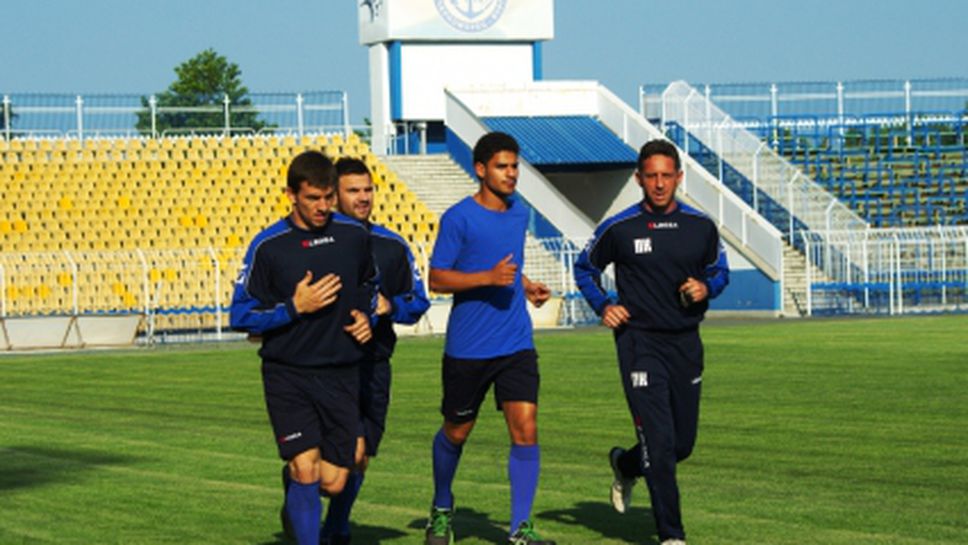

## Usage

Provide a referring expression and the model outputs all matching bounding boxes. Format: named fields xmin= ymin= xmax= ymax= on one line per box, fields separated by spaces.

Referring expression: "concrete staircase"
xmin=382 ymin=155 xmax=570 ymax=292
xmin=782 ymin=244 xmax=809 ymax=317
xmin=781 ymin=241 xmax=831 ymax=317
xmin=382 ymin=155 xmax=477 ymax=215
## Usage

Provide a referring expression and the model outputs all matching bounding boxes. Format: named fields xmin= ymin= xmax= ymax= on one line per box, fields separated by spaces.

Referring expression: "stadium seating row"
xmin=757 ymin=119 xmax=967 ymax=227
xmin=1 ymin=133 xmax=440 ymax=318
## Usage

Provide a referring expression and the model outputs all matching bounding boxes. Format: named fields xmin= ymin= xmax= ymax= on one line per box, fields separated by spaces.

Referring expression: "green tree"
xmin=137 ymin=48 xmax=267 ymax=136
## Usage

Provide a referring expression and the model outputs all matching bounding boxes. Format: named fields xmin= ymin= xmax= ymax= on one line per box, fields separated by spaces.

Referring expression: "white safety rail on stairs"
xmin=659 ymin=80 xmax=869 ymax=238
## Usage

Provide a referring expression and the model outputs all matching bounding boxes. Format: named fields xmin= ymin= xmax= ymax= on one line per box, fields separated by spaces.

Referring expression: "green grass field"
xmin=1 ymin=315 xmax=966 ymax=544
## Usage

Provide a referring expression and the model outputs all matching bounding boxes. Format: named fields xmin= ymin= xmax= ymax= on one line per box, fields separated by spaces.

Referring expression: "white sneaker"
xmin=609 ymin=447 xmax=635 ymax=514
xmin=660 ymin=540 xmax=686 ymax=545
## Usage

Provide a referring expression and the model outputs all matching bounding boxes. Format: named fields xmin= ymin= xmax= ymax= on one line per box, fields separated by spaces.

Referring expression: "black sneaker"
xmin=281 ymin=464 xmax=294 ymax=540
xmin=508 ymin=520 xmax=555 ymax=545
xmin=609 ymin=446 xmax=635 ymax=514
xmin=320 ymin=535 xmax=352 ymax=545
xmin=425 ymin=506 xmax=455 ymax=545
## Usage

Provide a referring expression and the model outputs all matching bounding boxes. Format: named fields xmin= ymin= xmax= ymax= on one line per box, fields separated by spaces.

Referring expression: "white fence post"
xmin=75 ymin=95 xmax=84 ymax=143
xmin=149 ymin=95 xmax=158 ymax=138
xmin=209 ymin=247 xmax=222 ymax=341
xmin=2 ymin=95 xmax=11 ymax=142
xmin=222 ymin=94 xmax=231 ymax=137
xmin=0 ymin=263 xmax=5 ymax=318
xmin=296 ymin=93 xmax=305 ymax=138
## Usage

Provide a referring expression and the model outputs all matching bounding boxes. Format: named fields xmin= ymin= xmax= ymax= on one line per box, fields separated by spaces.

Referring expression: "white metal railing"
xmin=660 ymin=81 xmax=869 ymax=239
xmin=0 ymin=239 xmax=609 ymax=341
xmin=1 ymin=91 xmax=349 ymax=142
xmin=0 ymin=248 xmax=243 ymax=341
xmin=801 ymin=226 xmax=968 ymax=315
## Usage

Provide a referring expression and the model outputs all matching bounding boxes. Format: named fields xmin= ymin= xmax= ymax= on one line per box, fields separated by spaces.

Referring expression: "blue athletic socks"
xmin=508 ymin=443 xmax=540 ymax=533
xmin=286 ymin=480 xmax=323 ymax=545
xmin=321 ymin=471 xmax=363 ymax=538
xmin=432 ymin=428 xmax=463 ymax=509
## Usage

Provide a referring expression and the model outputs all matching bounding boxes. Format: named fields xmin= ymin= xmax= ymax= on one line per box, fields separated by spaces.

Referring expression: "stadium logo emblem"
xmin=434 ymin=0 xmax=507 ymax=32
xmin=360 ymin=0 xmax=383 ymax=23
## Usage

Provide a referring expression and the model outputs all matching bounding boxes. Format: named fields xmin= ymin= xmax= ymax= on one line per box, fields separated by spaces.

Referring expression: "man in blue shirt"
xmin=318 ymin=157 xmax=431 ymax=545
xmin=229 ymin=151 xmax=376 ymax=545
xmin=574 ymin=140 xmax=729 ymax=545
xmin=425 ymin=132 xmax=555 ymax=545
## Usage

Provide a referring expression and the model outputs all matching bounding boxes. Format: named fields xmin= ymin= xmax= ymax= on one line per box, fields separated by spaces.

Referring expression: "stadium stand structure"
xmin=444 ymin=82 xmax=789 ymax=316
xmin=649 ymin=80 xmax=967 ymax=315
xmin=0 ymin=133 xmax=440 ymax=339
xmin=768 ymin=120 xmax=968 ymax=227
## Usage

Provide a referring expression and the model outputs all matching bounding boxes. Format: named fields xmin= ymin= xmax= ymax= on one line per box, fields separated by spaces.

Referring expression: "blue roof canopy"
xmin=483 ymin=116 xmax=637 ymax=167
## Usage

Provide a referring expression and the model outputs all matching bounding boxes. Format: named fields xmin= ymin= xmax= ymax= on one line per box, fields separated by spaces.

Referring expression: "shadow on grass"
xmin=537 ymin=501 xmax=658 ymax=544
xmin=259 ymin=522 xmax=408 ymax=545
xmin=408 ymin=506 xmax=507 ymax=544
xmin=0 ymin=445 xmax=138 ymax=492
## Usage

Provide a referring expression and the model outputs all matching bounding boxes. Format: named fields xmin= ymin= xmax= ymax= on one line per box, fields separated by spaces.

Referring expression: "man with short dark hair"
xmin=574 ymin=139 xmax=729 ymax=545
xmin=229 ymin=150 xmax=377 ymax=545
xmin=318 ymin=157 xmax=431 ymax=545
xmin=425 ymin=132 xmax=555 ymax=545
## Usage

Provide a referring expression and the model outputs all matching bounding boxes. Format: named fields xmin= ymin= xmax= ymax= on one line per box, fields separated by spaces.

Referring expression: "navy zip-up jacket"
xmin=574 ymin=201 xmax=729 ymax=332
xmin=230 ymin=213 xmax=378 ymax=368
xmin=367 ymin=222 xmax=430 ymax=360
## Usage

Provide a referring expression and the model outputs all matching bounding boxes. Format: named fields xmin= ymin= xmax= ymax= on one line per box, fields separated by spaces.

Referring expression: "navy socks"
xmin=322 ymin=471 xmax=363 ymax=538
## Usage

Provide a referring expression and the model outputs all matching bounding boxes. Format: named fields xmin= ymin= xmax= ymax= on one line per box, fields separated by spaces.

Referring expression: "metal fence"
xmin=801 ymin=226 xmax=968 ymax=315
xmin=641 ymin=77 xmax=968 ymax=136
xmin=657 ymin=81 xmax=869 ymax=241
xmin=1 ymin=91 xmax=350 ymax=141
xmin=0 ymin=238 xmax=608 ymax=344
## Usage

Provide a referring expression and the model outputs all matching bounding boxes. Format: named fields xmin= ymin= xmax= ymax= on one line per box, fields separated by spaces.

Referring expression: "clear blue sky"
xmin=3 ymin=0 xmax=966 ymax=123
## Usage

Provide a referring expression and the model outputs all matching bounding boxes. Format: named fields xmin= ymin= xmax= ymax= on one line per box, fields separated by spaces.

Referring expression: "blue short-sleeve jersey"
xmin=430 ymin=196 xmax=534 ymax=359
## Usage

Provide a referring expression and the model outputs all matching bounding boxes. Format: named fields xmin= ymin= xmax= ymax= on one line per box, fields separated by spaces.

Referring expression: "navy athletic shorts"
xmin=261 ymin=360 xmax=360 ymax=468
xmin=440 ymin=349 xmax=539 ymax=424
xmin=359 ymin=358 xmax=391 ymax=457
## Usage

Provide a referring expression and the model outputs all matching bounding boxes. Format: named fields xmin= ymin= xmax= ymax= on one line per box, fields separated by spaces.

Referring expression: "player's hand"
xmin=292 ymin=271 xmax=342 ymax=314
xmin=375 ymin=293 xmax=392 ymax=316
xmin=524 ymin=279 xmax=551 ymax=308
xmin=344 ymin=309 xmax=372 ymax=344
xmin=602 ymin=304 xmax=631 ymax=329
xmin=489 ymin=254 xmax=518 ymax=287
xmin=678 ymin=277 xmax=709 ymax=305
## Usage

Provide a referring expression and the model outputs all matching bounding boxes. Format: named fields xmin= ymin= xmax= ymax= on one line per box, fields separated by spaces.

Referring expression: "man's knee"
xmin=443 ymin=419 xmax=475 ymax=445
xmin=320 ymin=474 xmax=347 ymax=496
xmin=288 ymin=450 xmax=321 ymax=484
xmin=504 ymin=401 xmax=538 ymax=445
xmin=507 ymin=418 xmax=537 ymax=445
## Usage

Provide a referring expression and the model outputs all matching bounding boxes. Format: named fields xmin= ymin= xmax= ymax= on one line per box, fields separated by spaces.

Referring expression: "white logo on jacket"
xmin=631 ymin=371 xmax=649 ymax=388
xmin=634 ymin=238 xmax=652 ymax=254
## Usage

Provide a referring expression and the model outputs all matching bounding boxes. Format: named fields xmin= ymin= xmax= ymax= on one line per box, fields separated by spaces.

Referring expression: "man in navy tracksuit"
xmin=574 ymin=139 xmax=729 ymax=545
xmin=318 ymin=157 xmax=431 ymax=545
xmin=229 ymin=151 xmax=377 ymax=545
